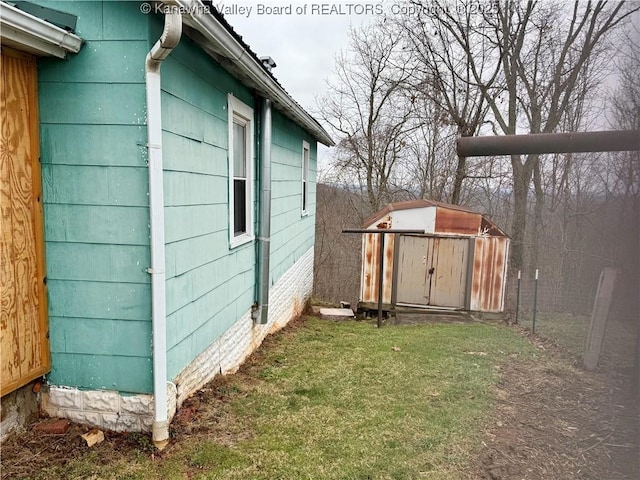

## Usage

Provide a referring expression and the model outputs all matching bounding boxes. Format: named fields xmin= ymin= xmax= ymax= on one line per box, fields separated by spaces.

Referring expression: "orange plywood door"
xmin=1 ymin=48 xmax=50 ymax=396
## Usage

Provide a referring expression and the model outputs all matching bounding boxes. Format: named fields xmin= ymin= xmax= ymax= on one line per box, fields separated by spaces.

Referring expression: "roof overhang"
xmin=174 ymin=0 xmax=334 ymax=147
xmin=0 ymin=1 xmax=82 ymax=58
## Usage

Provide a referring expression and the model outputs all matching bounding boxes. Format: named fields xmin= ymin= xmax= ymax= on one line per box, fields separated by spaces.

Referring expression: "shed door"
xmin=396 ymin=235 xmax=469 ymax=309
xmin=1 ymin=48 xmax=50 ymax=396
xmin=429 ymin=237 xmax=469 ymax=308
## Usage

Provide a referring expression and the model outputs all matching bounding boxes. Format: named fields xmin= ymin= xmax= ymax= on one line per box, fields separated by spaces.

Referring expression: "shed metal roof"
xmin=362 ymin=199 xmax=508 ymax=237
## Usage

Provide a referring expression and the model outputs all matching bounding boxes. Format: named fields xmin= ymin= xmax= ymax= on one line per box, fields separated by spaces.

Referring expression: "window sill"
xmin=230 ymin=233 xmax=255 ymax=249
xmin=301 ymin=211 xmax=309 ymax=217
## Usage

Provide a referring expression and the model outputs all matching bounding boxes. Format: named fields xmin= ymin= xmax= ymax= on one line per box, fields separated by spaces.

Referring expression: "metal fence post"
xmin=515 ymin=270 xmax=521 ymax=325
xmin=532 ymin=269 xmax=539 ymax=334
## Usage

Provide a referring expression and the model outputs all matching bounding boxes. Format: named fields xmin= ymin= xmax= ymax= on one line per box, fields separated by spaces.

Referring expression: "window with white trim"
xmin=301 ymin=141 xmax=310 ymax=216
xmin=228 ymin=95 xmax=254 ymax=247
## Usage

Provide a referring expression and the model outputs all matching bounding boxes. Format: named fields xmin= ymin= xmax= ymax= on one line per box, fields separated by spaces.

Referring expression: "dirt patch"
xmin=0 ymin=421 xmax=151 ymax=479
xmin=468 ymin=329 xmax=639 ymax=480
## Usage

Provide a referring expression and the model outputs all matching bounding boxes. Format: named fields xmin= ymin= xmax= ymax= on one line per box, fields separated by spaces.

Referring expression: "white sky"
xmin=217 ymin=0 xmax=382 ymax=113
xmin=218 ymin=1 xmax=639 ymax=165
xmin=220 ymin=0 xmax=394 ymax=168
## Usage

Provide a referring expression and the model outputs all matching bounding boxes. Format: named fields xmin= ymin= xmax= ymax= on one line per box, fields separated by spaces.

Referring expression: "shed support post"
xmin=376 ymin=234 xmax=385 ymax=328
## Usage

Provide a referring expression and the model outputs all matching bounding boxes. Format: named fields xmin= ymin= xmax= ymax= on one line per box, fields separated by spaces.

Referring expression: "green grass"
xmin=518 ymin=311 xmax=636 ymax=371
xmin=519 ymin=312 xmax=589 ymax=359
xmin=21 ymin=317 xmax=538 ymax=480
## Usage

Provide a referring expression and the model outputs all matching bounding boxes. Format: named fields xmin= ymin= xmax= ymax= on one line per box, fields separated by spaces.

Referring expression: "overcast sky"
xmin=217 ymin=1 xmax=639 ymax=164
xmin=217 ymin=0 xmax=388 ymax=166
xmin=217 ymin=0 xmax=380 ymax=113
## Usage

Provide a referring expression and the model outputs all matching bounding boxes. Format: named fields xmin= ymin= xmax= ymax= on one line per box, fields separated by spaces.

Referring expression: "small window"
xmin=228 ymin=95 xmax=254 ymax=247
xmin=302 ymin=141 xmax=310 ymax=216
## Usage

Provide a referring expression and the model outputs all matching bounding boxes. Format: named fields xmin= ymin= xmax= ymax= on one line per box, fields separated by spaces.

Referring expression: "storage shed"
xmin=358 ymin=200 xmax=510 ymax=313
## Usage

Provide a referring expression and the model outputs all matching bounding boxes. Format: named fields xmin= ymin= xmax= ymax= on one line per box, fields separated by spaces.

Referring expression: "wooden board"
xmin=583 ymin=268 xmax=617 ymax=371
xmin=1 ymin=48 xmax=50 ymax=396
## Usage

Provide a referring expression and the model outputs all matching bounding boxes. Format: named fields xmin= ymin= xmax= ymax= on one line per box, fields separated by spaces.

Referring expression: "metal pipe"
xmin=255 ymin=98 xmax=272 ymax=325
xmin=376 ymin=234 xmax=385 ymax=328
xmin=145 ymin=6 xmax=182 ymax=449
xmin=532 ymin=269 xmax=539 ymax=334
xmin=515 ymin=270 xmax=521 ymax=325
xmin=342 ymin=229 xmax=424 ymax=234
xmin=457 ymin=130 xmax=640 ymax=157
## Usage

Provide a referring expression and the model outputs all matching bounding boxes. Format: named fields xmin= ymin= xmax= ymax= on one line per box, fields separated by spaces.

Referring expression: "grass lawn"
xmin=8 ymin=317 xmax=539 ymax=480
xmin=518 ymin=311 xmax=636 ymax=372
xmin=518 ymin=312 xmax=589 ymax=359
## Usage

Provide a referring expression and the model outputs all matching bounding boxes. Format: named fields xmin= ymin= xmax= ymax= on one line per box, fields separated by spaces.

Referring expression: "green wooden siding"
xmin=269 ymin=109 xmax=317 ymax=282
xmin=158 ymin=31 xmax=257 ymax=380
xmin=37 ymin=1 xmax=153 ymax=393
xmin=34 ymin=1 xmax=319 ymax=394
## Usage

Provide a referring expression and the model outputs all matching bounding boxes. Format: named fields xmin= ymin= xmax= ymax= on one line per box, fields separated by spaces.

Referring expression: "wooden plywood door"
xmin=1 ymin=48 xmax=50 ymax=396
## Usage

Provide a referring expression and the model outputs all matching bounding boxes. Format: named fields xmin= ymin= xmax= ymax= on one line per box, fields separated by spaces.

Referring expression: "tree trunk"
xmin=510 ymin=155 xmax=534 ymax=270
xmin=451 ymin=155 xmax=466 ymax=205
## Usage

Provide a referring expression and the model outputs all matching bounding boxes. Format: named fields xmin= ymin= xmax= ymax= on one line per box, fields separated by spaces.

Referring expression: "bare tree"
xmin=318 ymin=21 xmax=417 ymax=213
xmin=606 ymin=22 xmax=639 ymax=334
xmin=399 ymin=2 xmax=499 ymax=204
xmin=407 ymin=0 xmax=638 ymax=269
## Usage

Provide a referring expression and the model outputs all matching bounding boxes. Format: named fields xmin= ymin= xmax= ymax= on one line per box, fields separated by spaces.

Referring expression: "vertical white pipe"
xmin=145 ymin=8 xmax=181 ymax=447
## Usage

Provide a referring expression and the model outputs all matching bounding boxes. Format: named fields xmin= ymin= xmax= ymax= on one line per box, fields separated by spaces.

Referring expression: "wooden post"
xmin=515 ymin=270 xmax=521 ymax=325
xmin=584 ymin=268 xmax=617 ymax=371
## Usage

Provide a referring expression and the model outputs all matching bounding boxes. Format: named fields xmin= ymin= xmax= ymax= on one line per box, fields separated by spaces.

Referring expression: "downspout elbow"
xmin=146 ymin=9 xmax=182 ymax=72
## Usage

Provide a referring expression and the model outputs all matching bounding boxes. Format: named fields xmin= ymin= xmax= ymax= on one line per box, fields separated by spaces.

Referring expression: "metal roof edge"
xmin=362 ymin=200 xmax=438 ymax=228
xmin=175 ymin=0 xmax=334 ymax=147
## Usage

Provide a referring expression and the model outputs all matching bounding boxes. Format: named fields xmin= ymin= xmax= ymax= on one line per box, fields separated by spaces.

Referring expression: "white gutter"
xmin=145 ymin=5 xmax=182 ymax=449
xmin=175 ymin=0 xmax=334 ymax=147
xmin=0 ymin=1 xmax=82 ymax=58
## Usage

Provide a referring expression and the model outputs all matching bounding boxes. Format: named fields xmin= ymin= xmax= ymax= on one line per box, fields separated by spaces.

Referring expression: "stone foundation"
xmin=1 ymin=382 xmax=40 ymax=442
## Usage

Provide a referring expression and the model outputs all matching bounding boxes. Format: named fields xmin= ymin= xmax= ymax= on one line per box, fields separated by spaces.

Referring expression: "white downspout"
xmin=145 ymin=6 xmax=182 ymax=448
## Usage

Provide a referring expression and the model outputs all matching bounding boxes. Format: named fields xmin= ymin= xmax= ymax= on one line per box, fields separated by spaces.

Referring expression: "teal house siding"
xmin=37 ymin=1 xmax=153 ymax=393
xmin=156 ymin=27 xmax=258 ymax=380
xmin=270 ymin=110 xmax=317 ymax=283
xmin=25 ymin=1 xmax=327 ymax=409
